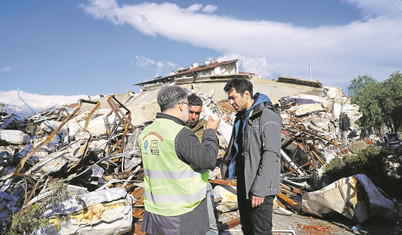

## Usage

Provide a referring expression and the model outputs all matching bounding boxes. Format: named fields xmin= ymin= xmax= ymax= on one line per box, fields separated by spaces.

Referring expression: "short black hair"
xmin=223 ymin=77 xmax=253 ymax=96
xmin=187 ymin=93 xmax=203 ymax=107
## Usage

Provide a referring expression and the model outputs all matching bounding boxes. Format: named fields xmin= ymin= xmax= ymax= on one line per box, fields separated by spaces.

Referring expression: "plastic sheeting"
xmin=302 ymin=174 xmax=398 ymax=223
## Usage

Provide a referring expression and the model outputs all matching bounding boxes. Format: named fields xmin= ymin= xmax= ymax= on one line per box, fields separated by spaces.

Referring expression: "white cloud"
xmin=1 ymin=67 xmax=12 ymax=72
xmin=155 ymin=61 xmax=165 ymax=69
xmin=203 ymin=5 xmax=217 ymax=13
xmin=82 ymin=0 xmax=402 ymax=86
xmin=134 ymin=55 xmax=176 ymax=76
xmin=135 ymin=55 xmax=155 ymax=67
xmin=217 ymin=54 xmax=277 ymax=78
xmin=165 ymin=61 xmax=176 ymax=67
xmin=185 ymin=3 xmax=217 ymax=14
xmin=187 ymin=4 xmax=202 ymax=12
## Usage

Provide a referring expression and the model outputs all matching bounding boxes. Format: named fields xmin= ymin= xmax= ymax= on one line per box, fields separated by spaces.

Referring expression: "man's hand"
xmin=251 ymin=195 xmax=264 ymax=208
xmin=206 ymin=114 xmax=222 ymax=131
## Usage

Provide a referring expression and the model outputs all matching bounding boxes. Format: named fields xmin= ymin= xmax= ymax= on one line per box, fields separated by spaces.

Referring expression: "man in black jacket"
xmin=221 ymin=77 xmax=282 ymax=235
xmin=339 ymin=111 xmax=351 ymax=147
xmin=26 ymin=119 xmax=39 ymax=143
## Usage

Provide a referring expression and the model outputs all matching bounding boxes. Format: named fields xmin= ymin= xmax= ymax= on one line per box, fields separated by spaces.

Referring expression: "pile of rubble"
xmin=0 ymin=76 xmax=401 ymax=234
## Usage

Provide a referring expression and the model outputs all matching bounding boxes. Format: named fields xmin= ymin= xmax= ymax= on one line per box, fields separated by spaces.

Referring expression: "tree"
xmin=347 ymin=75 xmax=377 ymax=99
xmin=347 ymin=72 xmax=402 ymax=132
xmin=347 ymin=75 xmax=382 ymax=130
xmin=378 ymin=71 xmax=402 ymax=131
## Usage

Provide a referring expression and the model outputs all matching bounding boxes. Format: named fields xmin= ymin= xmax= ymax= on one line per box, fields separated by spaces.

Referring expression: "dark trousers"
xmin=237 ymin=181 xmax=274 ymax=235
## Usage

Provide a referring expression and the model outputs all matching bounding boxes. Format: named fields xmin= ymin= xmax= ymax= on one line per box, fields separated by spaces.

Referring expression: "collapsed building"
xmin=0 ymin=59 xmax=401 ymax=234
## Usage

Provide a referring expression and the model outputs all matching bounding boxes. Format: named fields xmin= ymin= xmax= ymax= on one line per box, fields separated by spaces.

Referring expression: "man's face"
xmin=227 ymin=87 xmax=248 ymax=112
xmin=188 ymin=105 xmax=202 ymax=128
xmin=178 ymin=100 xmax=189 ymax=123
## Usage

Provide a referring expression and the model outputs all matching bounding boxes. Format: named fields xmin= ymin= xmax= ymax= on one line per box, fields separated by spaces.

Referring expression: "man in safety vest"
xmin=139 ymin=85 xmax=221 ymax=235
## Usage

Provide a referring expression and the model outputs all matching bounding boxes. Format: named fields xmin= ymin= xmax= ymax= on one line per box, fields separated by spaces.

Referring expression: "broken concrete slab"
xmin=302 ymin=174 xmax=398 ymax=223
xmin=36 ymin=187 xmax=134 ymax=235
xmin=290 ymin=103 xmax=326 ymax=117
xmin=0 ymin=130 xmax=28 ymax=145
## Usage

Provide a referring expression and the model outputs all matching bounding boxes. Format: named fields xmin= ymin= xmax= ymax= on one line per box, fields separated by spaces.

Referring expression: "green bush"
xmin=42 ymin=180 xmax=72 ymax=208
xmin=8 ymin=179 xmax=72 ymax=234
xmin=8 ymin=204 xmax=48 ymax=235
xmin=324 ymin=146 xmax=402 ymax=199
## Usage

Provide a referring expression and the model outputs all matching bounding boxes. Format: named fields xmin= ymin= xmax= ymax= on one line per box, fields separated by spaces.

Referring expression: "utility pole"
xmin=309 ymin=63 xmax=312 ymax=80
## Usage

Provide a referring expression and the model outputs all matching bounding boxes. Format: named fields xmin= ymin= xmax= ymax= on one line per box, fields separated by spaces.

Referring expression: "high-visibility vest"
xmin=139 ymin=118 xmax=208 ymax=216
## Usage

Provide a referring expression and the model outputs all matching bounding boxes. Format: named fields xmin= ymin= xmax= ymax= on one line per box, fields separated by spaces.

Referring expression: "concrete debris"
xmin=302 ymin=174 xmax=398 ymax=223
xmin=36 ymin=187 xmax=134 ymax=235
xmin=289 ymin=103 xmax=326 ymax=117
xmin=0 ymin=130 xmax=28 ymax=145
xmin=213 ymin=185 xmax=237 ymax=203
xmin=0 ymin=113 xmax=25 ymax=130
xmin=0 ymin=72 xmax=400 ymax=234
xmin=278 ymin=76 xmax=322 ymax=88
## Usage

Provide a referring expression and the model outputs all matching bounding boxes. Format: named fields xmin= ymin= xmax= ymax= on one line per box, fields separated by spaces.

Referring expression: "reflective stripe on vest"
xmin=139 ymin=117 xmax=208 ymax=216
xmin=144 ymin=186 xmax=206 ymax=204
xmin=143 ymin=168 xmax=207 ymax=180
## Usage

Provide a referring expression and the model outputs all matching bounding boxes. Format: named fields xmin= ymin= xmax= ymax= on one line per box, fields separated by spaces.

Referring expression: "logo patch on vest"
xmin=150 ymin=140 xmax=159 ymax=155
xmin=144 ymin=140 xmax=148 ymax=150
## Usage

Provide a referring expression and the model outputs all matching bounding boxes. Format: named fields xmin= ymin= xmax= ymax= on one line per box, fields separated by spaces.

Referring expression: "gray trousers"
xmin=342 ymin=131 xmax=348 ymax=147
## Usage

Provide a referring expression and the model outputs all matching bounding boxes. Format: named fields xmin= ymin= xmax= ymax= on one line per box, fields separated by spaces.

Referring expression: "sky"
xmin=1 ymin=0 xmax=402 ymax=100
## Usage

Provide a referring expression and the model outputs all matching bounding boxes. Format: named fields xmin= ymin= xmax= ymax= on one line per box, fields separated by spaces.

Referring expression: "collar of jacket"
xmin=191 ymin=119 xmax=207 ymax=132
xmin=236 ymin=104 xmax=267 ymax=126
xmin=156 ymin=112 xmax=188 ymax=126
xmin=235 ymin=92 xmax=271 ymax=120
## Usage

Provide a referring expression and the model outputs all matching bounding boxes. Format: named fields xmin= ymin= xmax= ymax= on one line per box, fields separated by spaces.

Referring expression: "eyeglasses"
xmin=178 ymin=101 xmax=188 ymax=106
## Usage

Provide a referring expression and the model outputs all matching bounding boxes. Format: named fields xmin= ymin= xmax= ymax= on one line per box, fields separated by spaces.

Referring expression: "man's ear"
xmin=178 ymin=102 xmax=185 ymax=112
xmin=244 ymin=90 xmax=251 ymax=99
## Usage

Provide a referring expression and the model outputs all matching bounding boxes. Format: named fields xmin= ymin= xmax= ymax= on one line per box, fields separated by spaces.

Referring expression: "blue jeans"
xmin=206 ymin=183 xmax=218 ymax=235
xmin=27 ymin=134 xmax=35 ymax=144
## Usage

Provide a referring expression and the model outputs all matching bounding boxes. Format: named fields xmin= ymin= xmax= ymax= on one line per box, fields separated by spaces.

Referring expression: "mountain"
xmin=0 ymin=90 xmax=87 ymax=117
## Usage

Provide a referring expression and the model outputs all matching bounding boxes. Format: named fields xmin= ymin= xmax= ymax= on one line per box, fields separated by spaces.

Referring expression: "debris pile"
xmin=0 ymin=77 xmax=401 ymax=234
xmin=0 ymin=96 xmax=144 ymax=234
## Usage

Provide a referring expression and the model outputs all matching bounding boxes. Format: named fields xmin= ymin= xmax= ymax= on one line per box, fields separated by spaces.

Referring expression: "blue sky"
xmin=1 ymin=0 xmax=401 ymax=97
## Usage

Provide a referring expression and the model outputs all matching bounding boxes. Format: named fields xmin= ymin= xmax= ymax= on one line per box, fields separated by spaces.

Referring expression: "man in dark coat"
xmin=25 ymin=119 xmax=38 ymax=143
xmin=221 ymin=77 xmax=282 ymax=235
xmin=339 ymin=111 xmax=351 ymax=147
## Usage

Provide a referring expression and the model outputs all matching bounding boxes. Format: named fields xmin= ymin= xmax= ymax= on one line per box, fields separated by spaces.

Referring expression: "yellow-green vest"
xmin=139 ymin=118 xmax=209 ymax=216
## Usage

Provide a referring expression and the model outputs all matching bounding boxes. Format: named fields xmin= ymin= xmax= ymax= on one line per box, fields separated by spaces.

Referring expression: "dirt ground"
xmin=217 ymin=206 xmax=402 ymax=235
